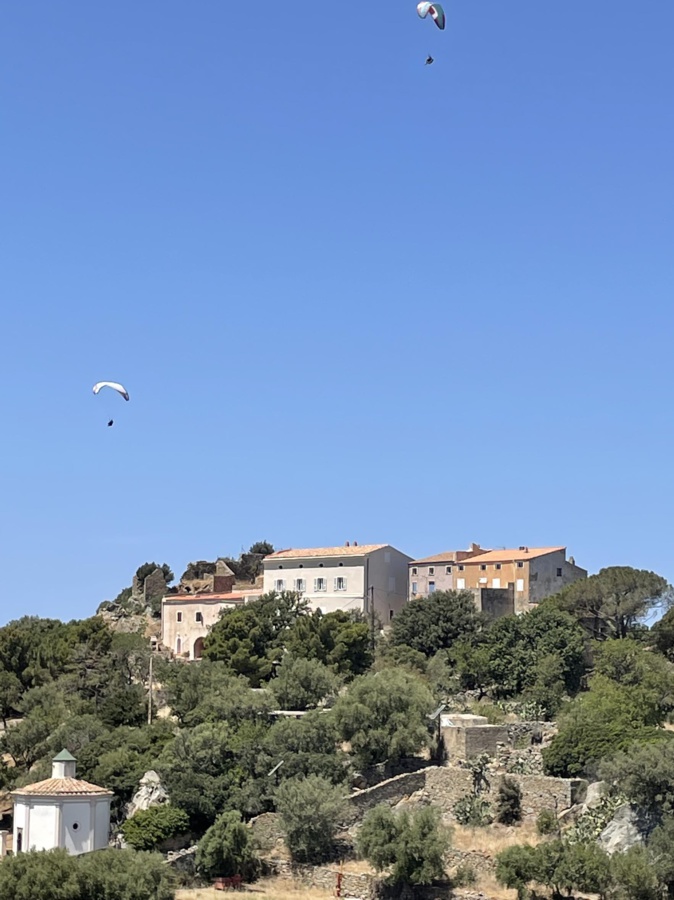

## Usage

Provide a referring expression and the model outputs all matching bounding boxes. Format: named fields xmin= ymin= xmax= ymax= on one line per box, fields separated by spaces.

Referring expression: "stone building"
xmin=11 ymin=750 xmax=112 ymax=855
xmin=410 ymin=544 xmax=587 ymax=614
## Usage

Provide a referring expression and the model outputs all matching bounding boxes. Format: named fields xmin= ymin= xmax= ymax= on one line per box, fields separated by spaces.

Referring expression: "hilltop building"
xmin=263 ymin=543 xmax=412 ymax=624
xmin=409 ymin=544 xmax=586 ymax=614
xmin=11 ymin=750 xmax=112 ymax=855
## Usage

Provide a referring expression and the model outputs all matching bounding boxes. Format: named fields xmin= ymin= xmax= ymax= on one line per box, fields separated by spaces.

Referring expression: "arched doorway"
xmin=193 ymin=637 xmax=205 ymax=660
xmin=176 ymin=637 xmax=182 ymax=655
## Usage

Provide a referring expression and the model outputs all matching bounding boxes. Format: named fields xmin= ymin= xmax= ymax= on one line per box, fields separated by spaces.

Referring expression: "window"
xmin=516 ymin=579 xmax=525 ymax=592
xmin=335 ymin=576 xmax=347 ymax=591
xmin=195 ymin=612 xmax=203 ymax=624
xmin=517 ymin=561 xmax=524 ymax=568
xmin=384 ymin=551 xmax=391 ymax=563
xmin=389 ymin=610 xmax=394 ymax=620
xmin=428 ymin=567 xmax=435 ymax=575
xmin=388 ymin=576 xmax=396 ymax=592
xmin=480 ymin=564 xmax=487 ymax=571
xmin=314 ymin=577 xmax=326 ymax=591
xmin=275 ymin=579 xmax=285 ymax=592
xmin=457 ymin=578 xmax=465 ymax=590
xmin=72 ymin=822 xmax=79 ymax=832
xmin=428 ymin=581 xmax=436 ymax=593
xmin=495 ymin=563 xmax=502 ymax=570
xmin=176 ymin=611 xmax=183 ymax=623
xmin=458 ymin=565 xmax=465 ymax=571
xmin=176 ymin=637 xmax=182 ymax=654
xmin=411 ymin=581 xmax=418 ymax=594
xmin=295 ymin=578 xmax=305 ymax=592
xmin=446 ymin=566 xmax=452 ymax=574
xmin=556 ymin=568 xmax=563 ymax=577
xmin=492 ymin=578 xmax=501 ymax=589
xmin=479 ymin=577 xmax=487 ymax=584
xmin=412 ymin=567 xmax=418 ymax=575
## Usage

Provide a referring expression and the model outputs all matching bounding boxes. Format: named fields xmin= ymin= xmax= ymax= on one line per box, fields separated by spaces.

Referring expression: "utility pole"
xmin=147 ymin=653 xmax=153 ymax=725
xmin=370 ymin=586 xmax=375 ymax=653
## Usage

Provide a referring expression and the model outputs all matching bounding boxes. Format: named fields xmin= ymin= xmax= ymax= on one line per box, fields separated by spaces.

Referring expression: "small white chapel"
xmin=11 ymin=749 xmax=113 ymax=855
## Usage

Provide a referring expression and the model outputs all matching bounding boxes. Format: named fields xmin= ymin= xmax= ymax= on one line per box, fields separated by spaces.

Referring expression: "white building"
xmin=11 ymin=750 xmax=113 ymax=855
xmin=263 ymin=543 xmax=412 ymax=625
xmin=161 ymin=589 xmax=261 ymax=660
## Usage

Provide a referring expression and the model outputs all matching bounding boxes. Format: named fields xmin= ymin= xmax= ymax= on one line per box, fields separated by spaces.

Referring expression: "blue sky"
xmin=3 ymin=1 xmax=674 ymax=624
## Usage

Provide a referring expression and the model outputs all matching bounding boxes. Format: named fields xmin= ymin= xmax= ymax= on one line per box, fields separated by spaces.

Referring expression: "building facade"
xmin=263 ymin=543 xmax=412 ymax=625
xmin=11 ymin=750 xmax=112 ymax=856
xmin=161 ymin=589 xmax=260 ymax=660
xmin=410 ymin=545 xmax=587 ymax=614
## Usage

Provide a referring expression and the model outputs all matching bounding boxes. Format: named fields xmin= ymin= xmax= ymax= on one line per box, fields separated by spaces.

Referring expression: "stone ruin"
xmin=176 ymin=559 xmax=236 ymax=595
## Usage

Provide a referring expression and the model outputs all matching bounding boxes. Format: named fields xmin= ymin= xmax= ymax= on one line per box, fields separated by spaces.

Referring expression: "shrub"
xmin=121 ymin=805 xmax=190 ymax=851
xmin=452 ymin=864 xmax=477 ymax=887
xmin=453 ymin=794 xmax=493 ymax=827
xmin=495 ymin=777 xmax=522 ymax=825
xmin=275 ymin=775 xmax=347 ymax=863
xmin=196 ymin=810 xmax=259 ymax=881
xmin=358 ymin=804 xmax=451 ymax=886
xmin=536 ymin=808 xmax=558 ymax=836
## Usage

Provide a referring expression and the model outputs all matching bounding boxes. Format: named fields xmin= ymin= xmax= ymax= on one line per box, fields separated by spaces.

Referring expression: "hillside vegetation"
xmin=2 ymin=560 xmax=674 ymax=899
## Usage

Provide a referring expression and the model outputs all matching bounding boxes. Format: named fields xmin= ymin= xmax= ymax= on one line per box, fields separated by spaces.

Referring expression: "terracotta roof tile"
xmin=452 ymin=547 xmax=566 ymax=565
xmin=411 ymin=550 xmax=490 ymax=565
xmin=13 ymin=778 xmax=113 ymax=797
xmin=267 ymin=545 xmax=388 ymax=560
xmin=163 ymin=591 xmax=258 ymax=603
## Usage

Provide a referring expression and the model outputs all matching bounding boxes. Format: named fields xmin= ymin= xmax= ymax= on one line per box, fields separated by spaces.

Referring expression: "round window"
xmin=72 ymin=823 xmax=79 ymax=831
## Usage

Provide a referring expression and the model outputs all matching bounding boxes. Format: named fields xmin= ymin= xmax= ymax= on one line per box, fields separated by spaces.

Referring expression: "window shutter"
xmin=314 ymin=578 xmax=319 ymax=591
xmin=334 ymin=578 xmax=339 ymax=591
xmin=342 ymin=578 xmax=347 ymax=591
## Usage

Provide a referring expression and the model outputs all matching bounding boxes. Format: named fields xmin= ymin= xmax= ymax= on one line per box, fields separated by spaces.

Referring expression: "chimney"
xmin=518 ymin=546 xmax=525 ymax=551
xmin=52 ymin=749 xmax=77 ymax=779
xmin=470 ymin=543 xmax=481 ymax=553
xmin=353 ymin=541 xmax=358 ymax=546
xmin=345 ymin=541 xmax=350 ymax=547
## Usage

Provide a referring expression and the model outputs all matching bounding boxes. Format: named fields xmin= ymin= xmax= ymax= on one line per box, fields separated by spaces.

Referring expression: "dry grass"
xmin=450 ymin=820 xmax=542 ymax=854
xmin=470 ymin=872 xmax=518 ymax=900
xmin=176 ymin=880 xmax=334 ymax=900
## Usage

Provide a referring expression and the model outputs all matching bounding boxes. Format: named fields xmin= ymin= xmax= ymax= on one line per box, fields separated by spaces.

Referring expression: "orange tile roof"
xmin=267 ymin=545 xmax=388 ymax=560
xmin=13 ymin=778 xmax=113 ymax=797
xmin=454 ymin=547 xmax=566 ymax=565
xmin=163 ymin=591 xmax=257 ymax=603
xmin=411 ymin=550 xmax=490 ymax=565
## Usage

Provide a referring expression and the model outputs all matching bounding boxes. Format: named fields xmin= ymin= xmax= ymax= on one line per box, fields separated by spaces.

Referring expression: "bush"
xmin=275 ymin=775 xmax=347 ymax=863
xmin=121 ymin=805 xmax=190 ymax=851
xmin=611 ymin=846 xmax=660 ymax=900
xmin=358 ymin=804 xmax=451 ymax=886
xmin=495 ymin=845 xmax=539 ymax=900
xmin=452 ymin=864 xmax=477 ymax=887
xmin=270 ymin=655 xmax=340 ymax=711
xmin=495 ymin=777 xmax=522 ymax=825
xmin=453 ymin=794 xmax=493 ymax=827
xmin=196 ymin=810 xmax=259 ymax=881
xmin=0 ymin=848 xmax=174 ymax=900
xmin=536 ymin=808 xmax=558 ymax=836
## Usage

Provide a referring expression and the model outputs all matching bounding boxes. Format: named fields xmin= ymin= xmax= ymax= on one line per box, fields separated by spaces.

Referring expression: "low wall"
xmin=346 ymin=771 xmax=428 ymax=825
xmin=265 ymin=858 xmax=377 ymax=900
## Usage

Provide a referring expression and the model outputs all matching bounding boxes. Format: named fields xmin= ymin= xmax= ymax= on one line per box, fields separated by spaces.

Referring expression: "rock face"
xmin=126 ymin=770 xmax=169 ymax=819
xmin=598 ymin=805 xmax=644 ymax=855
xmin=165 ymin=845 xmax=198 ymax=874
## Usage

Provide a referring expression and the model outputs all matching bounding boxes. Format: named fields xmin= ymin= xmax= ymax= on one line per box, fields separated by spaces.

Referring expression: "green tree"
xmin=275 ymin=775 xmax=347 ymax=864
xmin=496 ymin=777 xmax=522 ymax=825
xmin=203 ymin=591 xmax=309 ymax=686
xmin=135 ymin=562 xmax=174 ymax=586
xmin=648 ymin=815 xmax=674 ymax=896
xmin=542 ymin=675 xmax=669 ymax=778
xmin=121 ymin=806 xmax=190 ymax=851
xmin=358 ymin=804 xmax=450 ymax=886
xmin=601 ymin=741 xmax=674 ymax=821
xmin=270 ymin=655 xmax=340 ymax=711
xmin=0 ymin=669 xmax=23 ymax=728
xmin=547 ymin=566 xmax=671 ymax=640
xmin=390 ymin=590 xmax=485 ymax=657
xmin=611 ymin=846 xmax=660 ymax=900
xmin=652 ymin=607 xmax=674 ymax=661
xmin=593 ymin=639 xmax=674 ymax=723
xmin=261 ymin=711 xmax=348 ymax=786
xmin=284 ymin=610 xmax=373 ymax=677
xmin=495 ymin=845 xmax=539 ymax=900
xmin=196 ymin=810 xmax=259 ymax=881
xmin=332 ymin=668 xmax=434 ymax=768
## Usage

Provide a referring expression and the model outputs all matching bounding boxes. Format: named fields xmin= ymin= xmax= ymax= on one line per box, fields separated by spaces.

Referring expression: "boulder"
xmin=598 ymin=805 xmax=644 ymax=855
xmin=165 ymin=845 xmax=198 ymax=874
xmin=583 ymin=781 xmax=607 ymax=810
xmin=126 ymin=770 xmax=169 ymax=819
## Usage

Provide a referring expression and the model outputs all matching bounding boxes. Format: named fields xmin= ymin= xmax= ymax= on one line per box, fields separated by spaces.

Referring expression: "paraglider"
xmin=107 ymin=420 xmax=114 ymax=427
xmin=425 ymin=55 xmax=434 ymax=65
xmin=92 ymin=381 xmax=129 ymax=401
xmin=417 ymin=2 xmax=446 ymax=30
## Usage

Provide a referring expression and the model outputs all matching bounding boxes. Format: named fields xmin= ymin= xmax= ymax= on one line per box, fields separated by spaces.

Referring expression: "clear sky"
xmin=3 ymin=1 xmax=674 ymax=625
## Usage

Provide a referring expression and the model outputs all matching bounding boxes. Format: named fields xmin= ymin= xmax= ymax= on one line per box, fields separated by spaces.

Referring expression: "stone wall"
xmin=345 ymin=771 xmax=428 ymax=825
xmin=265 ymin=858 xmax=377 ymax=900
xmin=441 ymin=725 xmax=510 ymax=761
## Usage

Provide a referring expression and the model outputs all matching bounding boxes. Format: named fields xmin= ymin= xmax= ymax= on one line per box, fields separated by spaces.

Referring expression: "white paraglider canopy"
xmin=417 ymin=1 xmax=446 ymax=30
xmin=92 ymin=381 xmax=130 ymax=401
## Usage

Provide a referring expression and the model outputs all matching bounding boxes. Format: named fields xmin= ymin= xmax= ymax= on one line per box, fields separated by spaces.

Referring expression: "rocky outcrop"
xmin=126 ymin=770 xmax=169 ymax=819
xmin=165 ymin=845 xmax=198 ymax=874
xmin=598 ymin=805 xmax=645 ymax=855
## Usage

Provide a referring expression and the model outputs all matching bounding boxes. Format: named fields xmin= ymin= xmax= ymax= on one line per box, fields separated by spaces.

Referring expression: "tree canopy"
xmin=389 ymin=590 xmax=485 ymax=657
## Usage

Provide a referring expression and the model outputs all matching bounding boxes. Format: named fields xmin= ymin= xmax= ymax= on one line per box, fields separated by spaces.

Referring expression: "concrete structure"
xmin=410 ymin=545 xmax=586 ymax=614
xmin=11 ymin=750 xmax=112 ymax=856
xmin=161 ymin=588 xmax=260 ymax=660
xmin=263 ymin=543 xmax=412 ymax=624
xmin=439 ymin=713 xmax=510 ymax=761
